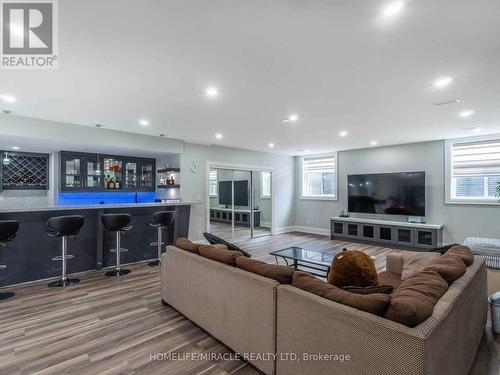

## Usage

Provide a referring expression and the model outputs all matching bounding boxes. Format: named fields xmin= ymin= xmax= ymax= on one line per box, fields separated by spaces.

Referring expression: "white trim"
xmin=445 ymin=135 xmax=500 ymax=205
xmin=293 ymin=226 xmax=331 ymax=236
xmin=206 ymin=161 xmax=276 ymax=236
xmin=274 ymin=226 xmax=296 ymax=235
xmin=299 ymin=152 xmax=339 ymax=201
xmin=274 ymin=225 xmax=330 ymax=236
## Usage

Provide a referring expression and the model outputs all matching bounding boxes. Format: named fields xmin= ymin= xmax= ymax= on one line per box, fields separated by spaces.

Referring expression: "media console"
xmin=330 ymin=216 xmax=443 ymax=250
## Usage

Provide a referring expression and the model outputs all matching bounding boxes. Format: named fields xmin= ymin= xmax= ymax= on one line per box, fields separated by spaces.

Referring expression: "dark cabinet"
xmin=60 ymin=151 xmax=155 ymax=192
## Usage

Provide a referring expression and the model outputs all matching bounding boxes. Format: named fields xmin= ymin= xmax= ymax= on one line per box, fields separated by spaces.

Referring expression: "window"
xmin=209 ymin=169 xmax=218 ymax=196
xmin=447 ymin=137 xmax=500 ymax=203
xmin=301 ymin=154 xmax=337 ymax=199
xmin=261 ymin=171 xmax=271 ymax=198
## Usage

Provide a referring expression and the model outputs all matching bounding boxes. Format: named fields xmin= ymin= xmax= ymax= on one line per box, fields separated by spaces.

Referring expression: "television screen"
xmin=348 ymin=172 xmax=425 ymax=216
xmin=218 ymin=180 xmax=248 ymax=206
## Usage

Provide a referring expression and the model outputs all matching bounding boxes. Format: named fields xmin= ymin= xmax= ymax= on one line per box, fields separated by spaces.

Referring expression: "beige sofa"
xmin=162 ymin=246 xmax=487 ymax=375
xmin=162 ymin=246 xmax=278 ymax=375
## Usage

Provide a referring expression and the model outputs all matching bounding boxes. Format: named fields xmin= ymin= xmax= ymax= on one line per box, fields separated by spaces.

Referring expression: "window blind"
xmin=303 ymin=156 xmax=336 ymax=172
xmin=452 ymin=139 xmax=500 ymax=177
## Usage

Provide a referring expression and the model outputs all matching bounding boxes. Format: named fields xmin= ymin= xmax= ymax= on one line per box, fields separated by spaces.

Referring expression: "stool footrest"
xmin=52 ymin=255 xmax=75 ymax=261
xmin=149 ymin=242 xmax=165 ymax=247
xmin=109 ymin=248 xmax=128 ymax=253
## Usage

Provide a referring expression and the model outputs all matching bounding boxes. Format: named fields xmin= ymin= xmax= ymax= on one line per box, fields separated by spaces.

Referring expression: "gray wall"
xmin=294 ymin=140 xmax=500 ymax=243
xmin=180 ymin=143 xmax=294 ymax=240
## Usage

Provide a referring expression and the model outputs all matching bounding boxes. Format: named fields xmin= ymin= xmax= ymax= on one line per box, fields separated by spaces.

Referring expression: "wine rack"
xmin=1 ymin=151 xmax=49 ymax=190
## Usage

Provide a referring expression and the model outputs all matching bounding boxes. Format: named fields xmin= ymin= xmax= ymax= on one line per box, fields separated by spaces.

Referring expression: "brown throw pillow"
xmin=377 ymin=271 xmax=403 ymax=289
xmin=327 ymin=249 xmax=378 ymax=288
xmin=384 ymin=269 xmax=448 ymax=327
xmin=445 ymin=245 xmax=474 ymax=266
xmin=175 ymin=238 xmax=200 ymax=254
xmin=293 ymin=271 xmax=390 ymax=316
xmin=236 ymin=257 xmax=293 ymax=284
xmin=198 ymin=245 xmax=242 ymax=266
xmin=400 ymin=252 xmax=440 ymax=280
xmin=342 ymin=285 xmax=394 ymax=295
xmin=424 ymin=254 xmax=466 ymax=284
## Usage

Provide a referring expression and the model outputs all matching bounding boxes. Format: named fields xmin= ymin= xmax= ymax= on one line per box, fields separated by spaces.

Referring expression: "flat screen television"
xmin=218 ymin=180 xmax=249 ymax=206
xmin=348 ymin=172 xmax=425 ymax=216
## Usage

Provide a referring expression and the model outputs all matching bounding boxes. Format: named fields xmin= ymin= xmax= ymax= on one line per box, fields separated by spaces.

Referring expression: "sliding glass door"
xmin=208 ymin=167 xmax=272 ymax=241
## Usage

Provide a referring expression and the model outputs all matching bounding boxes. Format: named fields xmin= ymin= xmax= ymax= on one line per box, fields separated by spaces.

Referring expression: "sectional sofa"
xmin=161 ymin=244 xmax=487 ymax=375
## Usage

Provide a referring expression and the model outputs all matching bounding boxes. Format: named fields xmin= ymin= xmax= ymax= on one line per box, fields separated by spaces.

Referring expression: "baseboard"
xmin=275 ymin=225 xmax=330 ymax=236
xmin=275 ymin=226 xmax=296 ymax=235
xmin=293 ymin=226 xmax=330 ymax=236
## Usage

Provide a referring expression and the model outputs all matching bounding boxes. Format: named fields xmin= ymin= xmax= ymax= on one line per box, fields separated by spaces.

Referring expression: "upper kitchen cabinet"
xmin=60 ymin=151 xmax=155 ymax=192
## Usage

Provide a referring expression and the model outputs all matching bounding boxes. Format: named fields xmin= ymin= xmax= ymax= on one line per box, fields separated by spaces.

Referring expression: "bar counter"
xmin=0 ymin=201 xmax=197 ymax=287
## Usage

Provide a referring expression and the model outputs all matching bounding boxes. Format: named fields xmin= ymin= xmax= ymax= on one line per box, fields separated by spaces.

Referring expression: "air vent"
xmin=433 ymin=99 xmax=461 ymax=106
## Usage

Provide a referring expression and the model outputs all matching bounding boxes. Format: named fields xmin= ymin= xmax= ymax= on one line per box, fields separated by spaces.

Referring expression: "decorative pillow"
xmin=342 ymin=285 xmax=393 ymax=295
xmin=445 ymin=245 xmax=474 ymax=266
xmin=400 ymin=252 xmax=440 ymax=280
xmin=424 ymin=254 xmax=466 ymax=284
xmin=327 ymin=249 xmax=378 ymax=288
xmin=377 ymin=271 xmax=403 ymax=289
xmin=293 ymin=271 xmax=390 ymax=316
xmin=236 ymin=257 xmax=293 ymax=284
xmin=198 ymin=245 xmax=242 ymax=266
xmin=175 ymin=238 xmax=200 ymax=254
xmin=384 ymin=269 xmax=448 ymax=327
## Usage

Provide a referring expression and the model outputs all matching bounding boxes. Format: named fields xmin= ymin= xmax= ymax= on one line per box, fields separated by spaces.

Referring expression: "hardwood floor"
xmin=0 ymin=232 xmax=497 ymax=374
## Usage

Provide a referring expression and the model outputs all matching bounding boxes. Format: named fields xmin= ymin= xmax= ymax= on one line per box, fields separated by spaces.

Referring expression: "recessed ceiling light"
xmin=370 ymin=141 xmax=378 ymax=146
xmin=283 ymin=114 xmax=299 ymax=124
xmin=459 ymin=110 xmax=475 ymax=118
xmin=433 ymin=76 xmax=453 ymax=88
xmin=11 ymin=146 xmax=19 ymax=150
xmin=0 ymin=94 xmax=16 ymax=103
xmin=268 ymin=142 xmax=275 ymax=148
xmin=215 ymin=133 xmax=223 ymax=139
xmin=473 ymin=127 xmax=481 ymax=133
xmin=205 ymin=87 xmax=219 ymax=98
xmin=139 ymin=119 xmax=149 ymax=126
xmin=339 ymin=130 xmax=348 ymax=137
xmin=383 ymin=1 xmax=404 ymax=16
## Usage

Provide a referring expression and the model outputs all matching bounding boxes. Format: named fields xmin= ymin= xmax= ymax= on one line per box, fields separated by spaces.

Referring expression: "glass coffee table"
xmin=270 ymin=246 xmax=339 ymax=278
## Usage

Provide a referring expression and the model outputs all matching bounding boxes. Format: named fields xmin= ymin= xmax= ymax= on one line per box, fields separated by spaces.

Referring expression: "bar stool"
xmin=46 ymin=215 xmax=84 ymax=288
xmin=0 ymin=220 xmax=19 ymax=300
xmin=101 ymin=213 xmax=133 ymax=277
xmin=147 ymin=211 xmax=175 ymax=266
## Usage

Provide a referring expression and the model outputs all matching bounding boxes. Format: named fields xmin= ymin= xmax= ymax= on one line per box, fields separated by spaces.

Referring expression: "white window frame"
xmin=445 ymin=135 xmax=500 ymax=205
xmin=209 ymin=169 xmax=218 ymax=197
xmin=300 ymin=152 xmax=338 ymax=201
xmin=260 ymin=171 xmax=271 ymax=199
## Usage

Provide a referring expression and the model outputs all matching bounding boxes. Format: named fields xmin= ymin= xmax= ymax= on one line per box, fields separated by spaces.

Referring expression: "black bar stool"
xmin=101 ymin=213 xmax=133 ymax=277
xmin=46 ymin=215 xmax=84 ymax=288
xmin=147 ymin=211 xmax=175 ymax=266
xmin=0 ymin=220 xmax=19 ymax=300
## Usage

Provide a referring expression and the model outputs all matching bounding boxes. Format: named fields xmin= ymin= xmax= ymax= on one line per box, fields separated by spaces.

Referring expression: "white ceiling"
xmin=1 ymin=0 xmax=500 ymax=155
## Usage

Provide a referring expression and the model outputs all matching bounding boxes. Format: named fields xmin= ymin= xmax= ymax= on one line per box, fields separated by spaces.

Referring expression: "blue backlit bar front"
xmin=58 ymin=192 xmax=156 ymax=206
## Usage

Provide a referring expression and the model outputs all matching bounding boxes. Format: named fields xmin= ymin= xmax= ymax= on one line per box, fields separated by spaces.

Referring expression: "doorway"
xmin=207 ymin=165 xmax=273 ymax=241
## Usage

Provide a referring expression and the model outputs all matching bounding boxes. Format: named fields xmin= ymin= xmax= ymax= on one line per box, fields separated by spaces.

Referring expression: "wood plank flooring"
xmin=0 ymin=232 xmax=497 ymax=374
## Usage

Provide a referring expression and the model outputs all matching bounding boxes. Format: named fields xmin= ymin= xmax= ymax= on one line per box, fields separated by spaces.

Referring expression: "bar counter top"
xmin=0 ymin=200 xmax=200 ymax=213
